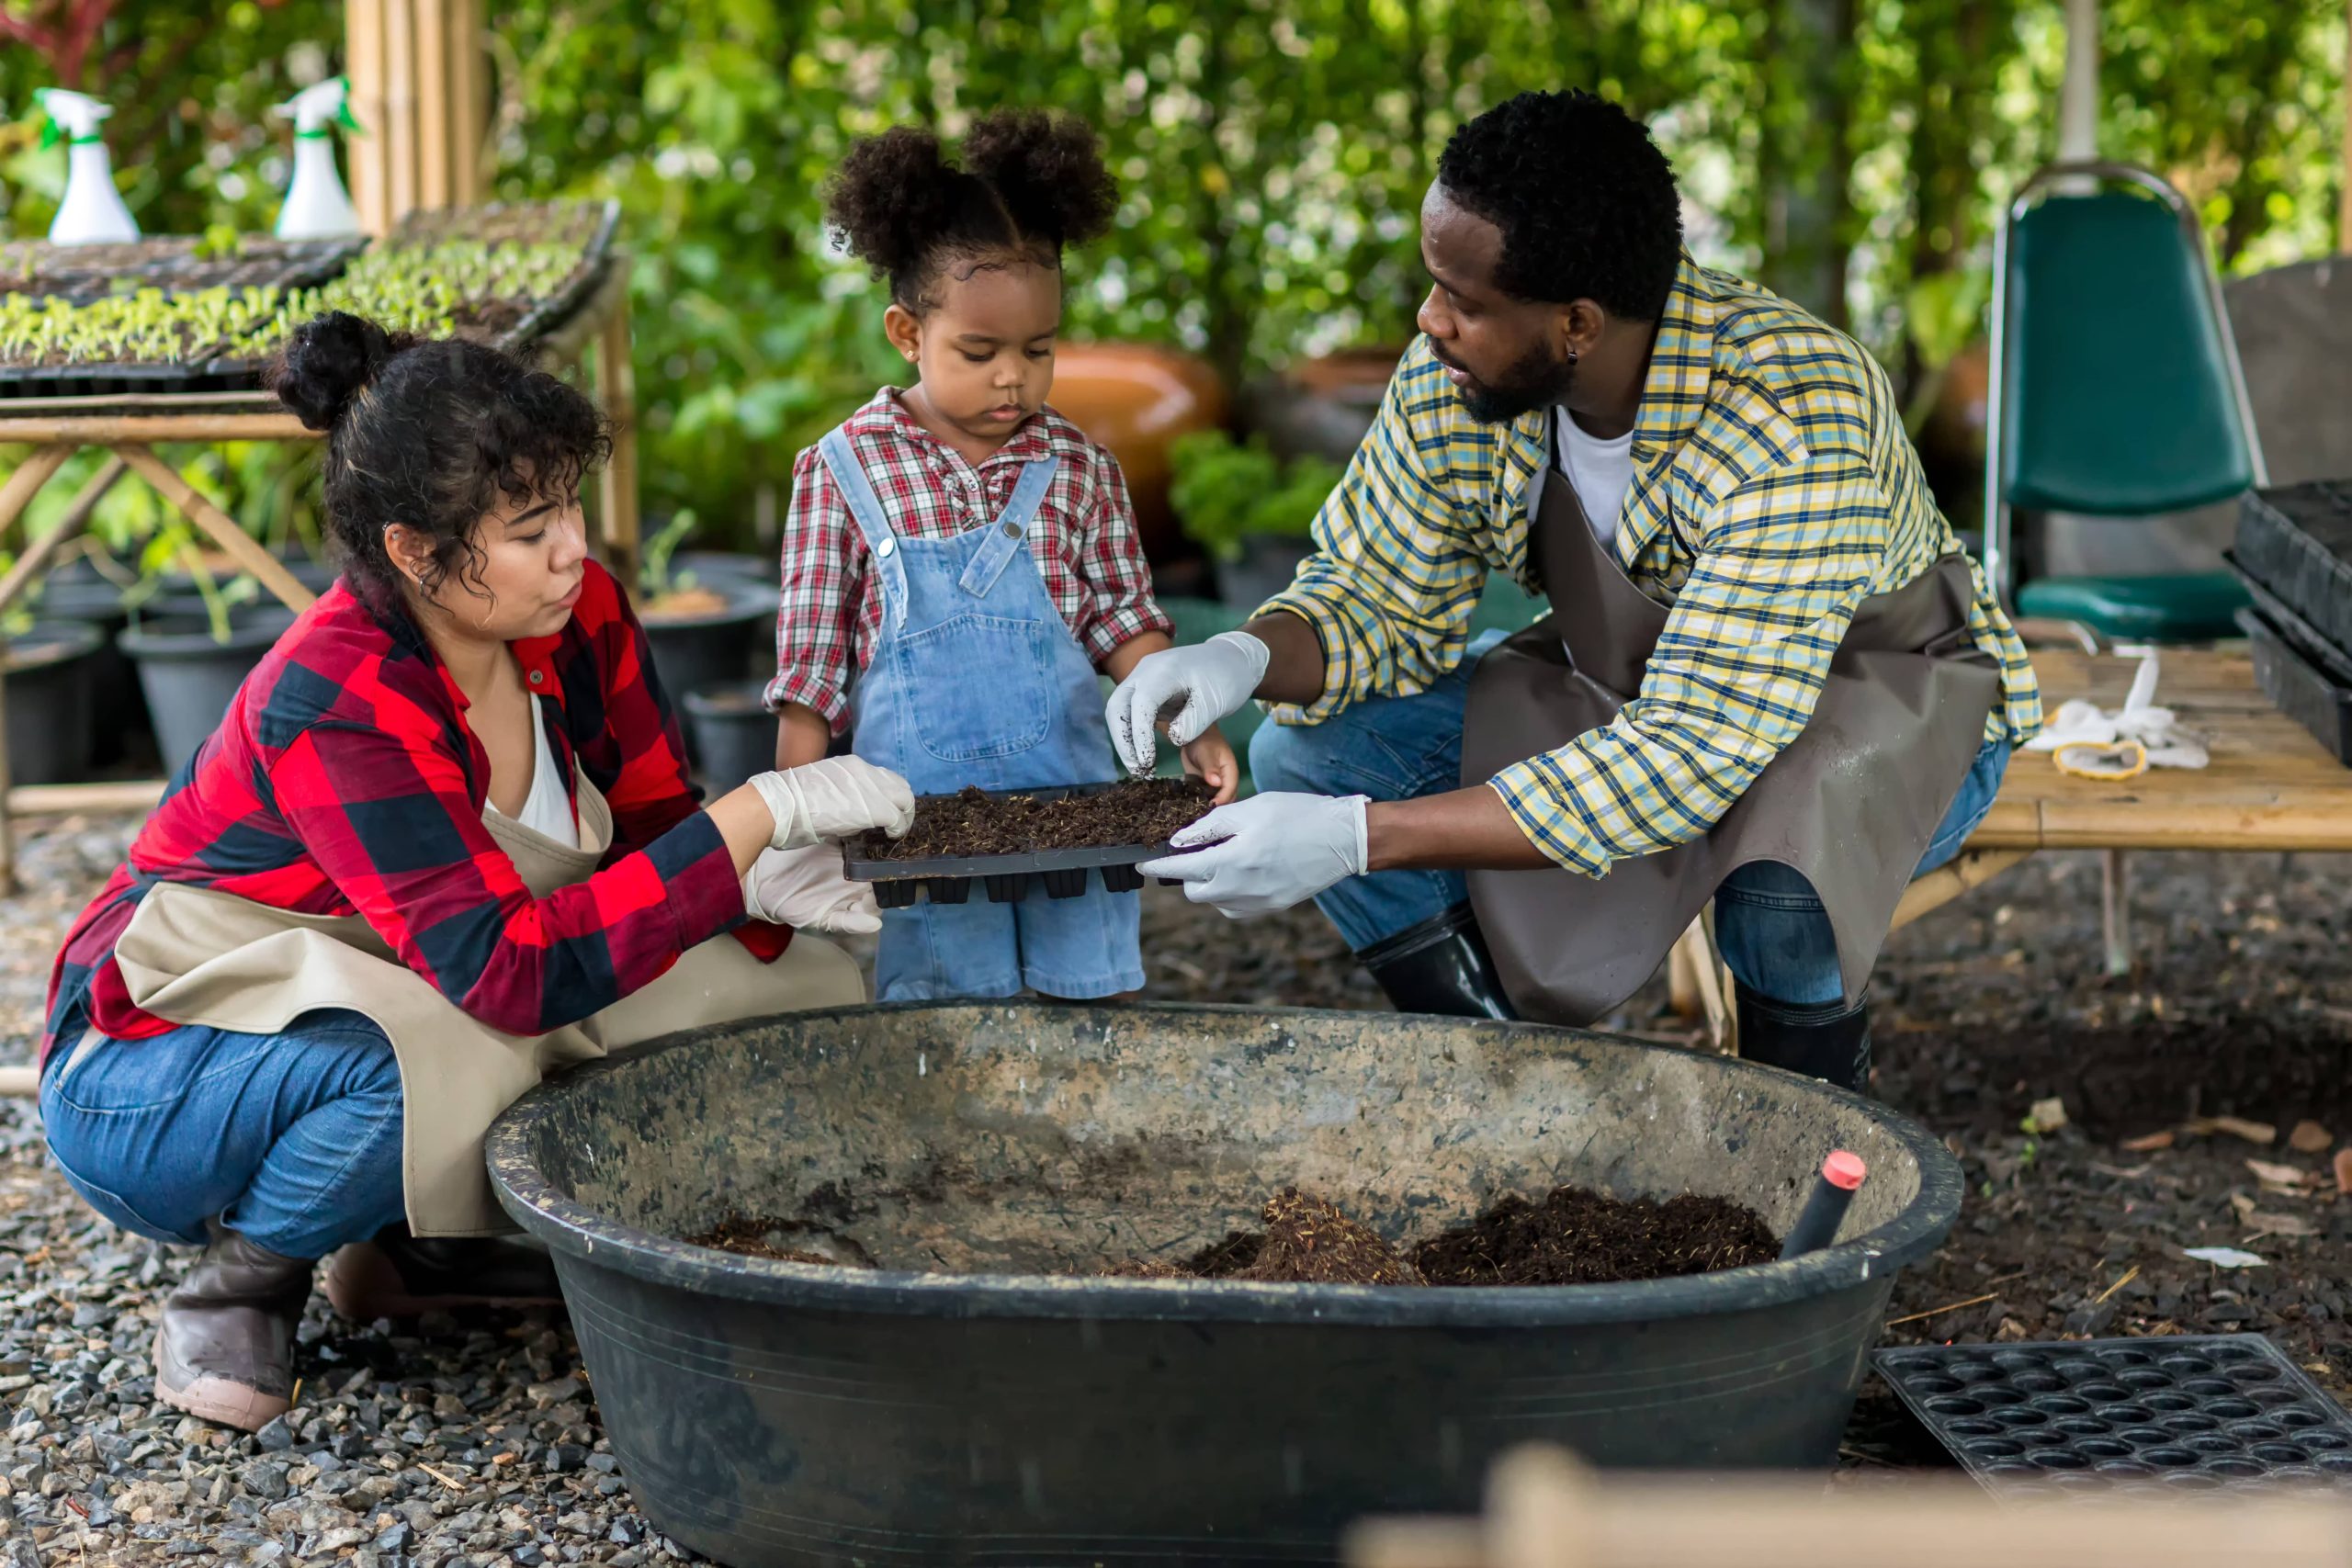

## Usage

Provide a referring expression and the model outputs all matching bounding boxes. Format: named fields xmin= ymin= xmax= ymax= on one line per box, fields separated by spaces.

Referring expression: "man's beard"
xmin=1445 ymin=339 xmax=1577 ymax=424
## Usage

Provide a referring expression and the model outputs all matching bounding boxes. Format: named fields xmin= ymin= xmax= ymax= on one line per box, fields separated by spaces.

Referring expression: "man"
xmin=1111 ymin=90 xmax=2040 ymax=1093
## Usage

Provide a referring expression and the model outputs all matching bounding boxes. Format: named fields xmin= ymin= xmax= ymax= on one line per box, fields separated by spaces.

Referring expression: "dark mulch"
xmin=1414 ymin=1187 xmax=1781 ymax=1285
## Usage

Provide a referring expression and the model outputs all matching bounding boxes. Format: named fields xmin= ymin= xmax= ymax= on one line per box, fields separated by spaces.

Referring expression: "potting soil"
xmin=856 ymin=778 xmax=1215 ymax=862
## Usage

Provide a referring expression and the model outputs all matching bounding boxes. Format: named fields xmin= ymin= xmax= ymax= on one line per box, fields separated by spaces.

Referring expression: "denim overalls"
xmin=818 ymin=423 xmax=1144 ymax=1000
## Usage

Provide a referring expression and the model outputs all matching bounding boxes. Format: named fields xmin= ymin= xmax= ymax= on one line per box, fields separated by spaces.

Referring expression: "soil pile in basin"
xmin=855 ymin=778 xmax=1213 ymax=861
xmin=688 ymin=1181 xmax=1777 ymax=1287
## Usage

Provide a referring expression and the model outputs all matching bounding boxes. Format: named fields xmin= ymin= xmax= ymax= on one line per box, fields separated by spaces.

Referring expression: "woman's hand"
xmin=749 ymin=757 xmax=917 ymax=850
xmin=1180 ymin=725 xmax=1241 ymax=805
xmin=742 ymin=843 xmax=882 ymax=934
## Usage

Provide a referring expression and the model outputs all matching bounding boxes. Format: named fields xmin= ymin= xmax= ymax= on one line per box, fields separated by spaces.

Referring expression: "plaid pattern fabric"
xmin=764 ymin=389 xmax=1172 ymax=731
xmin=43 ymin=562 xmax=786 ymax=1064
xmin=1261 ymin=255 xmax=2042 ymax=877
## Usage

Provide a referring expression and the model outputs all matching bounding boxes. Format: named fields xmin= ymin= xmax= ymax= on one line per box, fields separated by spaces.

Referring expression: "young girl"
xmin=766 ymin=110 xmax=1236 ymax=1002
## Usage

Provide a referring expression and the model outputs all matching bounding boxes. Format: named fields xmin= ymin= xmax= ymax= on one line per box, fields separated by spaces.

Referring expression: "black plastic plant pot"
xmin=3 ymin=620 xmax=103 ymax=785
xmin=486 ymin=1001 xmax=1964 ymax=1568
xmin=34 ymin=579 xmax=141 ymax=766
xmin=119 ymin=607 xmax=299 ymax=779
xmin=639 ymin=581 xmax=776 ymax=759
xmin=1217 ymin=531 xmax=1315 ymax=613
xmin=682 ymin=680 xmax=777 ymax=791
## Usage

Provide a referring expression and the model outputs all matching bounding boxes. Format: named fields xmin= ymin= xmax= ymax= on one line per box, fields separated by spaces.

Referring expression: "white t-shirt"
xmin=1553 ymin=405 xmax=1635 ymax=546
xmin=490 ymin=694 xmax=579 ymax=849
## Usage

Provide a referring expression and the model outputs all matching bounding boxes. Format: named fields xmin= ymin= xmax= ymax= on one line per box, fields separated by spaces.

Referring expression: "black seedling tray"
xmin=2230 ymin=555 xmax=2352 ymax=678
xmin=1874 ymin=1335 xmax=2352 ymax=1499
xmin=2238 ymin=607 xmax=2352 ymax=766
xmin=842 ymin=783 xmax=1185 ymax=909
xmin=2236 ymin=483 xmax=2352 ymax=658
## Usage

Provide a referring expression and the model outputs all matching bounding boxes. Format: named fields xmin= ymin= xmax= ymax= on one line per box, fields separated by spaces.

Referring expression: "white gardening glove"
xmin=741 ymin=843 xmax=881 ymax=935
xmin=1136 ymin=791 xmax=1368 ymax=919
xmin=747 ymin=757 xmax=916 ymax=850
xmin=1105 ymin=631 xmax=1271 ymax=776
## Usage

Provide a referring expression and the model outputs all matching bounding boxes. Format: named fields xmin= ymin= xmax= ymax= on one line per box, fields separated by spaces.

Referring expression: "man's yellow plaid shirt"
xmin=1260 ymin=255 xmax=2042 ymax=876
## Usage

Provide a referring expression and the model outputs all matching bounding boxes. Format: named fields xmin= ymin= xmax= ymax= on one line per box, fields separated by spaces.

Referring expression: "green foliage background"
xmin=1 ymin=0 xmax=2345 ymax=545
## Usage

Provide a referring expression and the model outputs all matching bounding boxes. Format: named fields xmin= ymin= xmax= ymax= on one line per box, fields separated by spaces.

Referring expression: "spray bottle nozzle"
xmin=34 ymin=88 xmax=114 ymax=149
xmin=275 ymin=76 xmax=364 ymax=138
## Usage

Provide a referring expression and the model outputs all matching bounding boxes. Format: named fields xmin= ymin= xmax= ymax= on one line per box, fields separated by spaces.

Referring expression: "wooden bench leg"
xmin=2102 ymin=848 xmax=2132 ymax=976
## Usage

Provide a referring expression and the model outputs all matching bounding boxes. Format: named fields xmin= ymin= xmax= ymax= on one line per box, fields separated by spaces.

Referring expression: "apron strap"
xmin=958 ymin=456 xmax=1060 ymax=598
xmin=817 ymin=425 xmax=910 ymax=633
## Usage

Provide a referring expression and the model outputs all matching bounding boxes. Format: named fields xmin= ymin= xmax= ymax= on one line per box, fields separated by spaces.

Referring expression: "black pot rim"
xmin=638 ymin=577 xmax=775 ymax=631
xmin=5 ymin=618 xmax=105 ymax=672
xmin=680 ymin=678 xmax=773 ymax=717
xmin=486 ymin=1000 xmax=1964 ymax=1328
xmin=118 ymin=607 xmax=298 ymax=659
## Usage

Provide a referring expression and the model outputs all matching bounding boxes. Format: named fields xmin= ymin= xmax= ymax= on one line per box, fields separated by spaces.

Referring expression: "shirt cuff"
xmin=765 ymin=669 xmax=849 ymax=734
xmin=1253 ymin=584 xmax=1362 ymax=726
xmin=1484 ymin=765 xmax=1611 ymax=877
xmin=645 ymin=810 xmax=754 ymax=949
xmin=1082 ymin=604 xmax=1175 ymax=666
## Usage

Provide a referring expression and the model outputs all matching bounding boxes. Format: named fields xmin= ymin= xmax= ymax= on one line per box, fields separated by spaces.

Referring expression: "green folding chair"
xmin=1983 ymin=162 xmax=2268 ymax=640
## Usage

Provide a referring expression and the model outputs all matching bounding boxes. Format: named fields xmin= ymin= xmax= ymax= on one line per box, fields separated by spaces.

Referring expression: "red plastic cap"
xmin=1823 ymin=1151 xmax=1867 ymax=1191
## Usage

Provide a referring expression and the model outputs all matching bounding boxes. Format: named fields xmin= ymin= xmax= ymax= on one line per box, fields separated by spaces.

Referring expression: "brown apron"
xmin=1459 ymin=448 xmax=2001 ymax=1026
xmin=99 ymin=773 xmax=865 ymax=1235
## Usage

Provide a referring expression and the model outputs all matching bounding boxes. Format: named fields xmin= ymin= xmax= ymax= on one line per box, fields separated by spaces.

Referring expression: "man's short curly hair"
xmin=1435 ymin=90 xmax=1683 ymax=321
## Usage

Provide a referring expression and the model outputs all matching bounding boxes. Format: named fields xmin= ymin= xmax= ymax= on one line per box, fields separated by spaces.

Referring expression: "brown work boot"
xmin=323 ymin=1224 xmax=564 ymax=1320
xmin=153 ymin=1223 xmax=314 ymax=1432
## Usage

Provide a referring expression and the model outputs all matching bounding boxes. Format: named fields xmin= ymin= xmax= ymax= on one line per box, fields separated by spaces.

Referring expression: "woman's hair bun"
xmin=270 ymin=310 xmax=404 ymax=432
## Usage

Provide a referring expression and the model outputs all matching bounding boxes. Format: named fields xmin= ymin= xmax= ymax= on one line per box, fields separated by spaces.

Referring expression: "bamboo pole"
xmin=0 ymin=456 xmax=124 ymax=617
xmin=383 ymin=0 xmax=420 ymax=225
xmin=0 ymin=446 xmax=74 ymax=540
xmin=414 ymin=0 xmax=451 ymax=210
xmin=450 ymin=0 xmax=485 ymax=202
xmin=9 ymin=781 xmax=164 ymax=816
xmin=115 ymin=446 xmax=317 ymax=614
xmin=345 ymin=0 xmax=389 ymax=233
xmin=595 ymin=288 xmax=641 ymax=587
xmin=0 ymin=415 xmax=311 ymax=446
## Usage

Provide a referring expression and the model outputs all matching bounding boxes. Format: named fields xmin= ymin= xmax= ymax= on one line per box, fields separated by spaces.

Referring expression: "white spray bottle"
xmin=273 ymin=76 xmax=363 ymax=240
xmin=34 ymin=88 xmax=140 ymax=244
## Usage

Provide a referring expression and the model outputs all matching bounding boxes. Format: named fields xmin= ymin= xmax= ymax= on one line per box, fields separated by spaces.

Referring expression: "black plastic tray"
xmin=1874 ymin=1335 xmax=2352 ymax=1498
xmin=842 ymin=783 xmax=1188 ymax=909
xmin=2229 ymin=554 xmax=2352 ymax=679
xmin=2236 ymin=483 xmax=2352 ymax=657
xmin=0 ymin=235 xmax=364 ymax=304
xmin=2238 ymin=607 xmax=2352 ymax=765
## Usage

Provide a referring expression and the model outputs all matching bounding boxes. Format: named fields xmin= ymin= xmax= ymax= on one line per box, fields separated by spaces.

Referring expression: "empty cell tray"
xmin=1874 ymin=1335 xmax=2352 ymax=1499
xmin=2236 ymin=483 xmax=2352 ymax=657
xmin=2238 ymin=607 xmax=2352 ymax=766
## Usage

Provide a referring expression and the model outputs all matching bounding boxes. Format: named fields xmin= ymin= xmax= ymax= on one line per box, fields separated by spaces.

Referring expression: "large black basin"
xmin=486 ymin=1003 xmax=1962 ymax=1567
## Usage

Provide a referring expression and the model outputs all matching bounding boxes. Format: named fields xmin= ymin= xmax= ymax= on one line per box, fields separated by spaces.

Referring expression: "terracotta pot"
xmin=1049 ymin=343 xmax=1227 ymax=565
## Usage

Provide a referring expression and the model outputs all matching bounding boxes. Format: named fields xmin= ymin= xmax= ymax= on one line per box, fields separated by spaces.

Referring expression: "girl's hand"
xmin=1179 ymin=725 xmax=1241 ymax=806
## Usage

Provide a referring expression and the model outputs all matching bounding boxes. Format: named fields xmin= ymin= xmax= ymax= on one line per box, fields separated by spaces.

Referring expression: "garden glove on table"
xmin=2023 ymin=647 xmax=2210 ymax=773
xmin=742 ymin=844 xmax=882 ymax=935
xmin=750 ymin=756 xmax=916 ymax=850
xmin=1138 ymin=790 xmax=1368 ymax=919
xmin=1106 ymin=631 xmax=1270 ymax=775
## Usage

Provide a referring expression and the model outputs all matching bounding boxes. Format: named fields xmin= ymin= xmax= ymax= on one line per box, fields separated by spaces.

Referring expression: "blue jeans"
xmin=40 ymin=1006 xmax=407 ymax=1259
xmin=1248 ymin=629 xmax=2013 ymax=1008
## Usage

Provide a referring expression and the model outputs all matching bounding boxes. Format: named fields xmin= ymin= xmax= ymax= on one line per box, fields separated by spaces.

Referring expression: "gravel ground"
xmin=0 ymin=811 xmax=2344 ymax=1558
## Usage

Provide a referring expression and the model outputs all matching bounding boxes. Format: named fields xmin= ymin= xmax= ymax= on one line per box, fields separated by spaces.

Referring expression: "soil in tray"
xmin=1102 ymin=1183 xmax=1779 ymax=1287
xmin=857 ymin=778 xmax=1215 ymax=862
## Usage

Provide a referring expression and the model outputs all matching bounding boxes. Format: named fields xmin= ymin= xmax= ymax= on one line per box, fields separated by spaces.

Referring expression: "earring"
xmin=1567 ymin=347 xmax=1581 ymax=366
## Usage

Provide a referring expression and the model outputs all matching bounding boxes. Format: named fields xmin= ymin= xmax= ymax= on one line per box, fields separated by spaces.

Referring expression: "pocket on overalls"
xmin=897 ymin=614 xmax=1056 ymax=761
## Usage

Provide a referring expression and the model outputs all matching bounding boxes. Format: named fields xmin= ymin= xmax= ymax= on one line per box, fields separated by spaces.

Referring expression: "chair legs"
xmin=2101 ymin=848 xmax=2133 ymax=976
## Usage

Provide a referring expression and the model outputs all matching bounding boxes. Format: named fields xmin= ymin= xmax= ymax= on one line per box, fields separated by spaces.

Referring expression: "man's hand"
xmin=1138 ymin=791 xmax=1368 ymax=919
xmin=1104 ymin=632 xmax=1270 ymax=776
xmin=741 ymin=843 xmax=882 ymax=935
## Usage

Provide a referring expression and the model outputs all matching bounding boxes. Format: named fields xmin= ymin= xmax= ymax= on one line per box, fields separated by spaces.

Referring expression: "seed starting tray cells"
xmin=1874 ymin=1334 xmax=2352 ymax=1498
xmin=0 ymin=199 xmax=619 ymax=400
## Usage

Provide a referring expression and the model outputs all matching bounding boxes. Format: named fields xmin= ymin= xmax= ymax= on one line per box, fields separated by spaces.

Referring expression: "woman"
xmin=37 ymin=313 xmax=913 ymax=1432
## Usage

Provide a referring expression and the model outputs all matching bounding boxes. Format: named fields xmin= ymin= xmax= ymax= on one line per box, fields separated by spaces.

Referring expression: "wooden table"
xmin=1891 ymin=645 xmax=2352 ymax=970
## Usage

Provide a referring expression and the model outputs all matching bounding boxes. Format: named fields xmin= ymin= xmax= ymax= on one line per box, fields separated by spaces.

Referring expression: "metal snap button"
xmin=875 ymin=536 xmax=898 ymax=558
xmin=1002 ymin=522 xmax=1022 ymax=538
xmin=528 ymin=670 xmax=544 ymax=684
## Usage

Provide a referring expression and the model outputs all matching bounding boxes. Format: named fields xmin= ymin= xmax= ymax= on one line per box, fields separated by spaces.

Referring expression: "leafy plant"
xmin=637 ymin=506 xmax=699 ymax=599
xmin=1168 ymin=432 xmax=1342 ymax=562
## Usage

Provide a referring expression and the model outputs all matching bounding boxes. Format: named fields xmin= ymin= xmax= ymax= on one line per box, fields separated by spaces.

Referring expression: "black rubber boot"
xmin=323 ymin=1224 xmax=563 ymax=1320
xmin=1735 ymin=986 xmax=1872 ymax=1094
xmin=154 ymin=1222 xmax=314 ymax=1432
xmin=1357 ymin=905 xmax=1516 ymax=1020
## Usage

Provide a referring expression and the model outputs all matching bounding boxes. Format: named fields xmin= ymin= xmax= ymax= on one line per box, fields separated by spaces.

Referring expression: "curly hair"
xmin=1435 ymin=90 xmax=1683 ymax=321
xmin=825 ymin=109 xmax=1119 ymax=310
xmin=271 ymin=311 xmax=611 ymax=614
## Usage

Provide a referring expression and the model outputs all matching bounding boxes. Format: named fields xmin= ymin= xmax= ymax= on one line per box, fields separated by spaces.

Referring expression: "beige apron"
xmin=1459 ymin=449 xmax=2001 ymax=1026
xmin=102 ymin=773 xmax=864 ymax=1235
